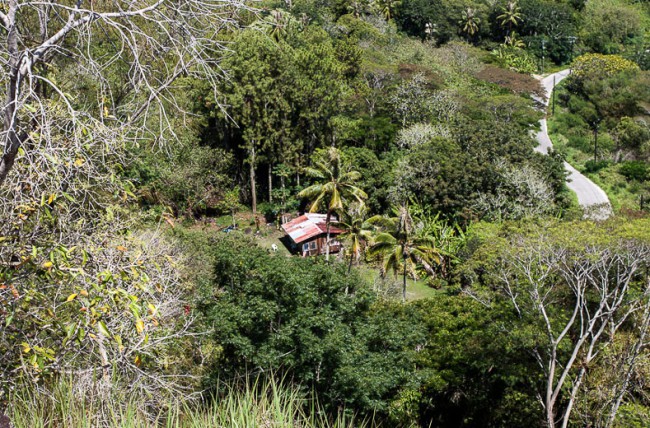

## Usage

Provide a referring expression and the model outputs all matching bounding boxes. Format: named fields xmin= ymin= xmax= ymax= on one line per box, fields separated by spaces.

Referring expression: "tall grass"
xmin=8 ymin=375 xmax=368 ymax=428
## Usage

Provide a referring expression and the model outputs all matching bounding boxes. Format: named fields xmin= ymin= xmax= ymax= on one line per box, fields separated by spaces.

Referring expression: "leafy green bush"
xmin=619 ymin=161 xmax=649 ymax=181
xmin=571 ymin=53 xmax=640 ymax=82
xmin=132 ymin=144 xmax=235 ymax=217
xmin=492 ymin=46 xmax=537 ymax=74
xmin=613 ymin=403 xmax=650 ymax=428
xmin=198 ymin=236 xmax=546 ymax=426
xmin=584 ymin=160 xmax=611 ymax=173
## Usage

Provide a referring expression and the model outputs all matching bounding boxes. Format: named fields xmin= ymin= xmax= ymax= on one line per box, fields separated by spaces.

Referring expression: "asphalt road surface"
xmin=534 ymin=69 xmax=612 ymax=220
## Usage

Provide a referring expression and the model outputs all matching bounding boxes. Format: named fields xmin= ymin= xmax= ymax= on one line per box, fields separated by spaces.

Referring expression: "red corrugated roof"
xmin=282 ymin=213 xmax=345 ymax=244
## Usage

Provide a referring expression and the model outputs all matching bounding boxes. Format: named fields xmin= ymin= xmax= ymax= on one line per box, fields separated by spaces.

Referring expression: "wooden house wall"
xmin=299 ymin=235 xmax=342 ymax=256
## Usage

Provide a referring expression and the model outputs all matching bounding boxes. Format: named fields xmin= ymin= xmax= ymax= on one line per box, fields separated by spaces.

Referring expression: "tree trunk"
xmin=0 ymin=94 xmax=23 ymax=186
xmin=345 ymin=252 xmax=353 ymax=295
xmin=296 ymin=155 xmax=301 ymax=187
xmin=250 ymin=145 xmax=257 ymax=214
xmin=402 ymin=256 xmax=407 ymax=302
xmin=546 ymin=406 xmax=555 ymax=428
xmin=280 ymin=174 xmax=286 ymax=214
xmin=325 ymin=210 xmax=331 ymax=262
xmin=560 ymin=367 xmax=586 ymax=428
xmin=0 ymin=6 xmax=23 ymax=187
xmin=606 ymin=292 xmax=650 ymax=428
xmin=268 ymin=163 xmax=273 ymax=203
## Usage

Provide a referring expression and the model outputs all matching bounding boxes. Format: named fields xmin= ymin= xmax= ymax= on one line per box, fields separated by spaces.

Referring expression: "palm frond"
xmin=330 ymin=187 xmax=343 ymax=211
xmin=297 ymin=184 xmax=323 ymax=199
xmin=308 ymin=192 xmax=327 ymax=213
xmin=366 ymin=215 xmax=397 ymax=231
xmin=340 ymin=171 xmax=362 ymax=182
xmin=302 ymin=166 xmax=327 ymax=179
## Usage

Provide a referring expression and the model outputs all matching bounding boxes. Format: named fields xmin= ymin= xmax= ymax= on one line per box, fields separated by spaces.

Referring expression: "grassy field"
xmin=356 ymin=264 xmax=439 ymax=301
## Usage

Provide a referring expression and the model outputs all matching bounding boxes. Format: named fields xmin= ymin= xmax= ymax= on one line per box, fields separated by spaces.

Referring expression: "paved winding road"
xmin=534 ymin=70 xmax=612 ymax=219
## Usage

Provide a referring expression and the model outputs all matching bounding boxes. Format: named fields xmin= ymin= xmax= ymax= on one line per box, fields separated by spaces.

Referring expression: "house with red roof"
xmin=281 ymin=213 xmax=344 ymax=257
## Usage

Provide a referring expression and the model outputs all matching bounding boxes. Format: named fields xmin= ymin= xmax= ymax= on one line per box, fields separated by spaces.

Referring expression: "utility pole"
xmin=567 ymin=36 xmax=577 ymax=63
xmin=592 ymin=120 xmax=600 ymax=162
xmin=552 ymin=75 xmax=556 ymax=115
xmin=541 ymin=38 xmax=546 ymax=73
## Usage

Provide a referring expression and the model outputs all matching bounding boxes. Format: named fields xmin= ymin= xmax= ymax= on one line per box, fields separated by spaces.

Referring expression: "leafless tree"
xmin=362 ymin=70 xmax=393 ymax=118
xmin=0 ymin=0 xmax=249 ymax=186
xmin=396 ymin=123 xmax=451 ymax=149
xmin=389 ymin=73 xmax=432 ymax=127
xmin=469 ymin=234 xmax=650 ymax=428
xmin=472 ymin=160 xmax=555 ymax=220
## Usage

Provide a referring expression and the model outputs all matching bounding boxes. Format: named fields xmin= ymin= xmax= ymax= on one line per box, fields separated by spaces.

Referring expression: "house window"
xmin=302 ymin=243 xmax=310 ymax=252
xmin=309 ymin=241 xmax=317 ymax=250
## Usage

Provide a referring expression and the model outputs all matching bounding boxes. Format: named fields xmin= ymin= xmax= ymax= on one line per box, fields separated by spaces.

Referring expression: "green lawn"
xmin=356 ymin=264 xmax=439 ymax=301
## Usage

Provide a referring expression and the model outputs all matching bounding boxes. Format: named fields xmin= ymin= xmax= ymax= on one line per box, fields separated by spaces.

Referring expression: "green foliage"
xmin=551 ymin=63 xmax=649 ymax=208
xmin=518 ymin=0 xmax=577 ymax=63
xmin=212 ymin=26 xmax=356 ymax=208
xmin=614 ymin=117 xmax=650 ymax=151
xmin=9 ymin=375 xmax=365 ymax=428
xmin=584 ymin=159 xmax=611 ymax=173
xmin=395 ymin=0 xmax=451 ymax=42
xmin=7 ymin=1 xmax=650 ymax=426
xmin=613 ymin=403 xmax=650 ymax=428
xmin=0 ymin=105 xmax=197 ymax=401
xmin=458 ymin=218 xmax=650 ymax=427
xmin=391 ymin=119 xmax=566 ymax=219
xmin=367 ymin=205 xmax=441 ymax=301
xmin=199 ymin=235 xmax=545 ymax=425
xmin=299 ymin=147 xmax=368 ymax=216
xmin=341 ymin=147 xmax=393 ymax=214
xmin=492 ymin=46 xmax=537 ymax=74
xmin=619 ymin=161 xmax=649 ymax=181
xmin=580 ymin=0 xmax=645 ymax=54
xmin=200 ymin=235 xmax=381 ymax=409
xmin=132 ymin=144 xmax=235 ymax=217
xmin=496 ymin=1 xmax=523 ymax=35
xmin=571 ymin=53 xmax=640 ymax=84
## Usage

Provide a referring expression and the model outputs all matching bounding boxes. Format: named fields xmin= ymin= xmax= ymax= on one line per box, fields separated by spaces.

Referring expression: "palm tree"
xmin=408 ymin=205 xmax=467 ymax=280
xmin=497 ymin=1 xmax=523 ymax=38
xmin=347 ymin=0 xmax=369 ymax=18
xmin=373 ymin=0 xmax=401 ymax=21
xmin=254 ymin=10 xmax=293 ymax=41
xmin=503 ymin=31 xmax=525 ymax=48
xmin=339 ymin=204 xmax=372 ymax=274
xmin=298 ymin=147 xmax=368 ymax=262
xmin=368 ymin=205 xmax=440 ymax=302
xmin=459 ymin=7 xmax=480 ymax=40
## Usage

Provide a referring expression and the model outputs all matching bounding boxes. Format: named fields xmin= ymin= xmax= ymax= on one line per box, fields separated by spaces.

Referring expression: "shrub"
xmin=475 ymin=64 xmax=544 ymax=97
xmin=568 ymin=53 xmax=641 ymax=96
xmin=491 ymin=46 xmax=537 ymax=75
xmin=584 ymin=160 xmax=611 ymax=173
xmin=619 ymin=161 xmax=649 ymax=181
xmin=572 ymin=53 xmax=640 ymax=82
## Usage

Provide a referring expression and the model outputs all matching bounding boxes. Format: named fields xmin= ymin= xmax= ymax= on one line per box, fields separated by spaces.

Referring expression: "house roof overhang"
xmin=281 ymin=213 xmax=345 ymax=244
